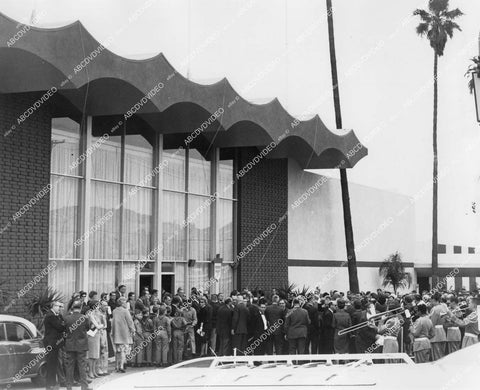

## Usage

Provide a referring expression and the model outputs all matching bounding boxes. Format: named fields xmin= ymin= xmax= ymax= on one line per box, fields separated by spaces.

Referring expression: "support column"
xmin=153 ymin=133 xmax=164 ymax=294
xmin=81 ymin=116 xmax=92 ymax=290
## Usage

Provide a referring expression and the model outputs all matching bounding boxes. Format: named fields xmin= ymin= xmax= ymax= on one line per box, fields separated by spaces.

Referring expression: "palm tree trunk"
xmin=326 ymin=0 xmax=359 ymax=293
xmin=432 ymin=52 xmax=439 ymax=287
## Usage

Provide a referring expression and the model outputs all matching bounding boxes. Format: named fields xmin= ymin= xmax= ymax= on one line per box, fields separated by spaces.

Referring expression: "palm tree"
xmin=379 ymin=252 xmax=412 ymax=294
xmin=326 ymin=0 xmax=359 ymax=293
xmin=26 ymin=287 xmax=65 ymax=331
xmin=466 ymin=56 xmax=480 ymax=93
xmin=413 ymin=0 xmax=462 ymax=286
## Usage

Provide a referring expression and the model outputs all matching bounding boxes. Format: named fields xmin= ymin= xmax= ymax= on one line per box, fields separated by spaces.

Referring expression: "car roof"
xmin=0 ymin=314 xmax=39 ymax=337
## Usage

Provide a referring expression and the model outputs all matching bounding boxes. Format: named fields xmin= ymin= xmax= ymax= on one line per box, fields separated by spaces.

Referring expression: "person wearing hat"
xmin=445 ymin=296 xmax=462 ymax=354
xmin=410 ymin=303 xmax=435 ymax=363
xmin=449 ymin=297 xmax=479 ymax=349
xmin=63 ymin=301 xmax=92 ymax=390
xmin=429 ymin=292 xmax=449 ymax=360
xmin=377 ymin=300 xmax=403 ymax=353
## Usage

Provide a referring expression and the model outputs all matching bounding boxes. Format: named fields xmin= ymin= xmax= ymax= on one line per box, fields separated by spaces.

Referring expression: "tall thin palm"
xmin=413 ymin=0 xmax=462 ymax=286
xmin=326 ymin=0 xmax=359 ymax=293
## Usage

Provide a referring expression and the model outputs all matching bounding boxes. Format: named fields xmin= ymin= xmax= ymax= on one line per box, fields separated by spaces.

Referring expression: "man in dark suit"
xmin=284 ymin=298 xmax=310 ymax=354
xmin=265 ymin=295 xmax=285 ymax=355
xmin=43 ymin=301 xmax=65 ymax=390
xmin=249 ymin=300 xmax=269 ymax=355
xmin=216 ymin=298 xmax=234 ymax=356
xmin=320 ymin=302 xmax=335 ymax=353
xmin=231 ymin=295 xmax=249 ymax=354
xmin=304 ymin=295 xmax=320 ymax=354
xmin=64 ymin=302 xmax=92 ymax=390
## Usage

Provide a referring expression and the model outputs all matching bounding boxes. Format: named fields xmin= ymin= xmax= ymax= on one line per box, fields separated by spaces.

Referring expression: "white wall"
xmin=288 ymin=159 xmax=416 ymax=292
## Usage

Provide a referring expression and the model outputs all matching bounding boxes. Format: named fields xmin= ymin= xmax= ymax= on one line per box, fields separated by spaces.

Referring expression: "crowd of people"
xmin=43 ymin=284 xmax=480 ymax=390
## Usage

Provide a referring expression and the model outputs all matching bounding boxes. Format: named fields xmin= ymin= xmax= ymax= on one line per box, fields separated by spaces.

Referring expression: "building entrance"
xmin=162 ymin=274 xmax=175 ymax=295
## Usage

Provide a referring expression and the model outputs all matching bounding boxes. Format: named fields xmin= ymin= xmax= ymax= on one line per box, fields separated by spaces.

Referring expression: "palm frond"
xmin=444 ymin=8 xmax=463 ymax=19
xmin=443 ymin=20 xmax=462 ymax=38
xmin=466 ymin=57 xmax=480 ymax=94
xmin=25 ymin=287 xmax=65 ymax=329
xmin=277 ymin=283 xmax=297 ymax=299
xmin=428 ymin=0 xmax=449 ymax=15
xmin=416 ymin=22 xmax=430 ymax=36
xmin=413 ymin=9 xmax=432 ymax=22
xmin=294 ymin=285 xmax=312 ymax=296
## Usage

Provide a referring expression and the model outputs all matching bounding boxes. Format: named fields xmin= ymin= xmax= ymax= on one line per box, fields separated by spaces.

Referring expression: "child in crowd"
xmin=170 ymin=309 xmax=188 ymax=364
xmin=132 ymin=309 xmax=145 ymax=367
xmin=141 ymin=309 xmax=155 ymax=366
xmin=153 ymin=305 xmax=171 ymax=367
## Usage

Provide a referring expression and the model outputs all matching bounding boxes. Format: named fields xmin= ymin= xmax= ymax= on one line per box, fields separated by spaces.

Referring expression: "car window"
xmin=5 ymin=323 xmax=32 ymax=341
xmin=0 ymin=323 xmax=5 ymax=341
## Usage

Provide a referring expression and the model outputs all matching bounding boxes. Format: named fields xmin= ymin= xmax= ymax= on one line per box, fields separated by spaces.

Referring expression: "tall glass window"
xmin=217 ymin=159 xmax=235 ymax=292
xmin=49 ymin=118 xmax=82 ymax=297
xmin=49 ymin=117 xmax=236 ymax=297
xmin=89 ymin=127 xmax=154 ymax=293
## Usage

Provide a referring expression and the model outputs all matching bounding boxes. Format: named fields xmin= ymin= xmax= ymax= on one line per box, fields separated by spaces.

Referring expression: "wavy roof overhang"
xmin=0 ymin=13 xmax=367 ymax=169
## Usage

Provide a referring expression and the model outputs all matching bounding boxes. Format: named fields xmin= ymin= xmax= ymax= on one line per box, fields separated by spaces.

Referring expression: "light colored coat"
xmin=111 ymin=306 xmax=135 ymax=345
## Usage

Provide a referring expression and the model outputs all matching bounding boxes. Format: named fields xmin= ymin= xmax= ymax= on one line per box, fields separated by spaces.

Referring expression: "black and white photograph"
xmin=0 ymin=0 xmax=479 ymax=389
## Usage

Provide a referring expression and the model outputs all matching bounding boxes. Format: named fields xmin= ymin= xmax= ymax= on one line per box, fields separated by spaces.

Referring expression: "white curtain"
xmin=163 ymin=149 xmax=185 ymax=191
xmin=91 ymin=136 xmax=122 ymax=181
xmin=219 ymin=265 xmax=234 ymax=295
xmin=125 ymin=135 xmax=153 ymax=186
xmin=162 ymin=191 xmax=186 ymax=260
xmin=123 ymin=186 xmax=152 ymax=260
xmin=49 ymin=176 xmax=80 ymax=259
xmin=89 ymin=181 xmax=121 ymax=259
xmin=51 ymin=119 xmax=81 ymax=176
xmin=217 ymin=199 xmax=233 ymax=262
xmin=188 ymin=195 xmax=210 ymax=262
xmin=122 ymin=262 xmax=137 ymax=294
xmin=175 ymin=262 xmax=186 ymax=292
xmin=49 ymin=260 xmax=79 ymax=298
xmin=218 ymin=160 xmax=233 ymax=198
xmin=188 ymin=262 xmax=209 ymax=291
xmin=88 ymin=261 xmax=117 ymax=294
xmin=188 ymin=149 xmax=210 ymax=195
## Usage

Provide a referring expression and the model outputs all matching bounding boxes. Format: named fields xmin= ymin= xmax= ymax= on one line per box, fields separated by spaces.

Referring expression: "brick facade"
xmin=236 ymin=148 xmax=288 ymax=292
xmin=0 ymin=93 xmax=52 ymax=317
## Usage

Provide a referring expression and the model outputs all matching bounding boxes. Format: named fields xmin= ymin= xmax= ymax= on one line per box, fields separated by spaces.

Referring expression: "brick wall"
xmin=0 ymin=92 xmax=51 ymax=317
xmin=236 ymin=148 xmax=288 ymax=292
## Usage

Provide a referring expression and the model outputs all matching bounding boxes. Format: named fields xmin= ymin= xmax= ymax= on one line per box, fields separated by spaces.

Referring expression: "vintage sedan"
xmin=97 ymin=345 xmax=480 ymax=390
xmin=0 ymin=315 xmax=47 ymax=386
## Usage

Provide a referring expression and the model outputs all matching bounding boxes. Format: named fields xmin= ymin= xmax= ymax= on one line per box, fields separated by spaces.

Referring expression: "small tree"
xmin=379 ymin=252 xmax=412 ymax=294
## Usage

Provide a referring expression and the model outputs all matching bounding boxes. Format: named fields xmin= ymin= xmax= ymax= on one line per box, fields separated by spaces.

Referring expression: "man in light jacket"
xmin=111 ymin=297 xmax=135 ymax=373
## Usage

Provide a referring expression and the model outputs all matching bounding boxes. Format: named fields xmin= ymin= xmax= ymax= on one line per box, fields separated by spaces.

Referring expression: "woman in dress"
xmin=87 ymin=300 xmax=104 ymax=379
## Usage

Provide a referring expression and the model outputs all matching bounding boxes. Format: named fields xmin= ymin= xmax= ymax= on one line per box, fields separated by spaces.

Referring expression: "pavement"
xmin=4 ymin=364 xmax=159 ymax=390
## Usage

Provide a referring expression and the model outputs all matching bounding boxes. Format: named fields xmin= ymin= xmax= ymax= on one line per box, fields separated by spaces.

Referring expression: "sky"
xmin=2 ymin=0 xmax=480 ymax=250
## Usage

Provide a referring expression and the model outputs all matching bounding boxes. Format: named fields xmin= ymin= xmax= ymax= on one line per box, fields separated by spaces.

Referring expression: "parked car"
xmin=0 ymin=315 xmax=47 ymax=386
